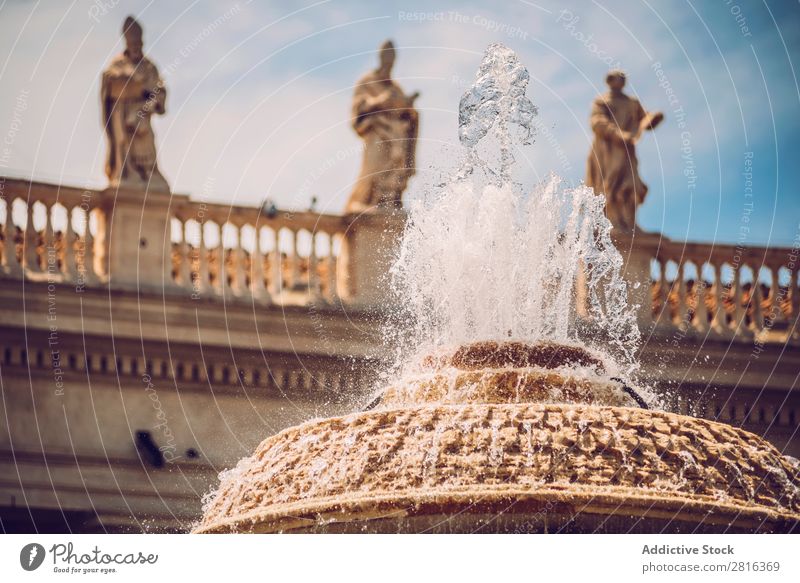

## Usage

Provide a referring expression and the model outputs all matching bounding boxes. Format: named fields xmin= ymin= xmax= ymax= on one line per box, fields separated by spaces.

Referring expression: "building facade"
xmin=0 ymin=176 xmax=798 ymax=533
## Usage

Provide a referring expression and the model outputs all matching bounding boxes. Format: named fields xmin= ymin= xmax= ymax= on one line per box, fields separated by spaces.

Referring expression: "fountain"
xmin=194 ymin=45 xmax=799 ymax=534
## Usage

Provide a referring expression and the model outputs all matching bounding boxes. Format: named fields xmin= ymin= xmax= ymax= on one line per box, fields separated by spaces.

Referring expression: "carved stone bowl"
xmin=194 ymin=341 xmax=799 ymax=533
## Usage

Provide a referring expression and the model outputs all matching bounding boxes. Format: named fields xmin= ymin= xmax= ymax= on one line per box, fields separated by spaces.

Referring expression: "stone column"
xmin=336 ymin=209 xmax=406 ymax=309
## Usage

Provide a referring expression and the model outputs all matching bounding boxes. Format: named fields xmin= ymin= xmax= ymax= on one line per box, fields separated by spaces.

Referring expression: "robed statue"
xmin=586 ymin=70 xmax=663 ymax=232
xmin=346 ymin=40 xmax=419 ymax=213
xmin=101 ymin=16 xmax=169 ymax=192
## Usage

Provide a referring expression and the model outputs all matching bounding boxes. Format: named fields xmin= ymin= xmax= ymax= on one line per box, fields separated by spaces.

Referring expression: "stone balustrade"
xmin=3 ymin=177 xmax=798 ymax=343
xmin=0 ymin=178 xmax=346 ymax=305
xmin=639 ymin=236 xmax=799 ymax=341
xmin=169 ymin=199 xmax=344 ymax=304
xmin=0 ymin=180 xmax=102 ymax=286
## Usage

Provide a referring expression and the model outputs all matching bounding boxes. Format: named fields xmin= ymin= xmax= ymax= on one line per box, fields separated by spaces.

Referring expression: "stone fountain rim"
xmin=196 ymin=402 xmax=800 ymax=534
xmin=193 ymin=484 xmax=800 ymax=534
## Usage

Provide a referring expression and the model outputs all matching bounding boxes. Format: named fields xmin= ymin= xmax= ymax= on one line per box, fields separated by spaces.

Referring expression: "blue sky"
xmin=1 ymin=0 xmax=799 ymax=245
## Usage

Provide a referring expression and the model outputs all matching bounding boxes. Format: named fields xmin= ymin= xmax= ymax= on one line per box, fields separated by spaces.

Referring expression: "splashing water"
xmin=458 ymin=44 xmax=537 ymax=181
xmin=389 ymin=43 xmax=641 ymax=378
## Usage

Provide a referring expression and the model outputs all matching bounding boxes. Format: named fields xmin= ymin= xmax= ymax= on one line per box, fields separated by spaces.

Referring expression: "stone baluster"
xmin=195 ymin=222 xmax=211 ymax=297
xmin=731 ymin=266 xmax=748 ymax=336
xmin=2 ymin=199 xmax=23 ymax=277
xmin=23 ymin=200 xmax=40 ymax=272
xmin=62 ymin=207 xmax=79 ymax=281
xmin=308 ymin=231 xmax=322 ymax=301
xmin=232 ymin=225 xmax=248 ymax=296
xmin=43 ymin=203 xmax=56 ymax=275
xmin=751 ymin=267 xmax=764 ymax=333
xmin=327 ymin=233 xmax=338 ymax=302
xmin=270 ymin=229 xmax=282 ymax=298
xmin=660 ymin=259 xmax=678 ymax=327
xmin=766 ymin=263 xmax=785 ymax=329
xmin=711 ymin=263 xmax=727 ymax=333
xmin=693 ymin=262 xmax=709 ymax=333
xmin=80 ymin=208 xmax=99 ymax=286
xmin=216 ymin=223 xmax=232 ymax=296
xmin=676 ymin=261 xmax=688 ymax=328
xmin=249 ymin=226 xmax=269 ymax=303
xmin=290 ymin=229 xmax=301 ymax=289
xmin=178 ymin=219 xmax=193 ymax=290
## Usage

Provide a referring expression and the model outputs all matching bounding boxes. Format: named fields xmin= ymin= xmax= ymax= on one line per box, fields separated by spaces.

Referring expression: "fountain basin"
xmin=195 ymin=402 xmax=799 ymax=533
xmin=381 ymin=369 xmax=636 ymax=408
xmin=382 ymin=340 xmax=640 ymax=408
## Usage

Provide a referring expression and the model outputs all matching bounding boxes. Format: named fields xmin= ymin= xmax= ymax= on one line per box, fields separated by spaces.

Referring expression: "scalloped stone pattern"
xmin=195 ymin=403 xmax=800 ymax=533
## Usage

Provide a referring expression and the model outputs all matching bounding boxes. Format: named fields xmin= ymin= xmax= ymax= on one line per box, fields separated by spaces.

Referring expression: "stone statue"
xmin=101 ymin=16 xmax=169 ymax=192
xmin=346 ymin=40 xmax=419 ymax=213
xmin=586 ymin=70 xmax=662 ymax=232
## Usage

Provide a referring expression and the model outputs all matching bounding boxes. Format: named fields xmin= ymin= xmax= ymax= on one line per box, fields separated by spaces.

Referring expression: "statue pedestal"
xmin=612 ymin=229 xmax=664 ymax=328
xmin=337 ymin=210 xmax=406 ymax=309
xmin=98 ymin=187 xmax=187 ymax=292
